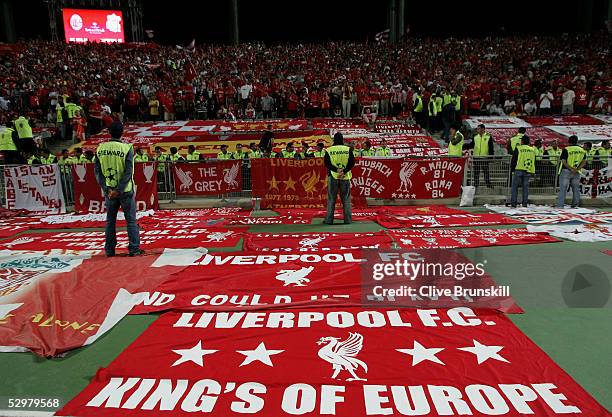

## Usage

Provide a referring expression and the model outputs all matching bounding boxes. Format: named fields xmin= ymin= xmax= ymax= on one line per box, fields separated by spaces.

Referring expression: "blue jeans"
xmin=105 ymin=192 xmax=140 ymax=255
xmin=510 ymin=170 xmax=530 ymax=207
xmin=557 ymin=169 xmax=581 ymax=208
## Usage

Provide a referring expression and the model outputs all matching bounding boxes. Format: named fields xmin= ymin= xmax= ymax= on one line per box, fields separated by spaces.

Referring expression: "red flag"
xmin=243 ymin=232 xmax=393 ymax=252
xmin=0 ymin=249 xmax=203 ymax=356
xmin=173 ymin=161 xmax=242 ymax=196
xmin=57 ymin=308 xmax=610 ymax=417
xmin=376 ymin=213 xmax=523 ymax=229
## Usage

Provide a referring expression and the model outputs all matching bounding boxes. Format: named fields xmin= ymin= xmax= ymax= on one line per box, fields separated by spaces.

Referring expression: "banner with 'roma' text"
xmin=351 ymin=157 xmax=466 ymax=199
xmin=72 ymin=163 xmax=158 ymax=213
xmin=57 ymin=307 xmax=609 ymax=417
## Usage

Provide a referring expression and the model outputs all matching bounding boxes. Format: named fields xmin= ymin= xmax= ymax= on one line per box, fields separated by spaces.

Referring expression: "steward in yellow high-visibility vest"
xmin=312 ymin=142 xmax=326 ymax=158
xmin=507 ymin=127 xmax=526 ymax=154
xmin=448 ymin=126 xmax=464 ymax=157
xmin=583 ymin=142 xmax=596 ymax=168
xmin=186 ymin=145 xmax=201 ymax=162
xmin=545 ymin=142 xmax=562 ymax=166
xmin=217 ymin=145 xmax=232 ymax=160
xmin=248 ymin=143 xmax=263 ymax=159
xmin=0 ymin=127 xmax=19 ymax=164
xmin=360 ymin=141 xmax=376 ymax=157
xmin=93 ymin=121 xmax=141 ymax=257
xmin=323 ymin=132 xmax=355 ymax=225
xmin=594 ymin=140 xmax=610 ymax=169
xmin=278 ymin=143 xmax=297 ymax=158
xmin=375 ymin=139 xmax=392 ymax=157
xmin=470 ymin=124 xmax=493 ymax=187
xmin=135 ymin=148 xmax=149 ymax=163
xmin=232 ymin=144 xmax=249 ymax=160
xmin=39 ymin=149 xmax=57 ymax=165
xmin=510 ymin=135 xmax=535 ymax=208
xmin=154 ymin=147 xmax=168 ymax=172
xmin=13 ymin=116 xmax=37 ymax=154
xmin=556 ymin=135 xmax=586 ymax=208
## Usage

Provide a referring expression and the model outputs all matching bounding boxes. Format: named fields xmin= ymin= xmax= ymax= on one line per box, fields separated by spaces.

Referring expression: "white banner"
xmin=3 ymin=165 xmax=66 ymax=214
xmin=589 ymin=114 xmax=612 ymax=124
xmin=527 ymin=224 xmax=612 ymax=242
xmin=579 ymin=166 xmax=612 ymax=199
xmin=545 ymin=125 xmax=612 ymax=141
xmin=463 ymin=116 xmax=532 ymax=129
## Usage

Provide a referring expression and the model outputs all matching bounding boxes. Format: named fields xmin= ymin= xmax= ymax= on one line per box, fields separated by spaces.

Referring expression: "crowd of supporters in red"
xmin=0 ymin=34 xmax=610 ymax=136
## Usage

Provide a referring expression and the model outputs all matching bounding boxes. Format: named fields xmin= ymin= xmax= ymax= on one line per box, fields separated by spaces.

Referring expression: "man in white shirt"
xmin=539 ymin=90 xmax=553 ymax=115
xmin=524 ymin=99 xmax=537 ymax=115
xmin=239 ymin=82 xmax=253 ymax=109
xmin=562 ymin=87 xmax=575 ymax=114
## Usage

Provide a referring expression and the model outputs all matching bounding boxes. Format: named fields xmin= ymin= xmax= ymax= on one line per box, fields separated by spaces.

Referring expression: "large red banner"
xmin=62 ymin=9 xmax=125 ymax=43
xmin=252 ymin=158 xmax=328 ymax=209
xmin=244 ymin=232 xmax=393 ymax=252
xmin=58 ymin=307 xmax=610 ymax=417
xmin=376 ymin=213 xmax=523 ymax=229
xmin=352 ymin=158 xmax=466 ymax=199
xmin=0 ymin=249 xmax=201 ymax=356
xmin=0 ymin=227 xmax=244 ymax=251
xmin=487 ymin=127 xmax=567 ymax=147
xmin=521 ymin=115 xmax=604 ymax=126
xmin=72 ymin=163 xmax=158 ymax=213
xmin=389 ymin=228 xmax=560 ymax=249
xmin=173 ymin=161 xmax=242 ymax=196
xmin=130 ymin=250 xmax=520 ymax=314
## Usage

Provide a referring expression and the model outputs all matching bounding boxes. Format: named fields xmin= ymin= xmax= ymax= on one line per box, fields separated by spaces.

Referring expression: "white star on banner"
xmin=237 ymin=342 xmax=284 ymax=367
xmin=172 ymin=340 xmax=218 ymax=367
xmin=458 ymin=339 xmax=509 ymax=365
xmin=391 ymin=193 xmax=397 ymax=198
xmin=396 ymin=340 xmax=445 ymax=365
xmin=411 ymin=194 xmax=416 ymax=198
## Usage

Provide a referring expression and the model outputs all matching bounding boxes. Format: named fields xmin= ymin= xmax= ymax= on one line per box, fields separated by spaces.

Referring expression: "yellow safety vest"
xmin=186 ymin=152 xmax=201 ymax=161
xmin=375 ymin=147 xmax=392 ymax=157
xmin=96 ymin=141 xmax=134 ymax=193
xmin=473 ymin=133 xmax=491 ymax=156
xmin=546 ymin=147 xmax=562 ymax=166
xmin=248 ymin=150 xmax=262 ymax=159
xmin=360 ymin=148 xmax=376 ymax=157
xmin=559 ymin=145 xmax=586 ymax=174
xmin=313 ymin=150 xmax=326 ymax=158
xmin=448 ymin=132 xmax=464 ymax=156
xmin=435 ymin=96 xmax=443 ymax=113
xmin=232 ymin=151 xmax=248 ymax=160
xmin=135 ymin=154 xmax=149 ymax=163
xmin=586 ymin=149 xmax=596 ymax=164
xmin=413 ymin=95 xmax=423 ymax=112
xmin=0 ymin=128 xmax=17 ymax=151
xmin=509 ymin=133 xmax=524 ymax=152
xmin=41 ymin=155 xmax=57 ymax=165
xmin=452 ymin=95 xmax=461 ymax=111
xmin=515 ymin=145 xmax=536 ymax=174
xmin=13 ymin=117 xmax=33 ymax=139
xmin=281 ymin=150 xmax=296 ymax=158
xmin=155 ymin=154 xmax=167 ymax=171
xmin=428 ymin=96 xmax=438 ymax=117
xmin=327 ymin=145 xmax=352 ymax=180
xmin=217 ymin=152 xmax=231 ymax=160
xmin=534 ymin=147 xmax=544 ymax=160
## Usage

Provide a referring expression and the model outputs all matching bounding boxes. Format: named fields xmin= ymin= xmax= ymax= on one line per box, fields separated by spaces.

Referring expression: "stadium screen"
xmin=62 ymin=9 xmax=125 ymax=44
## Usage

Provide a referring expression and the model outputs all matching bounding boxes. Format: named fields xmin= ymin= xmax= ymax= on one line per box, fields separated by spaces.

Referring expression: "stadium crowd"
xmin=0 ymin=34 xmax=610 ymax=134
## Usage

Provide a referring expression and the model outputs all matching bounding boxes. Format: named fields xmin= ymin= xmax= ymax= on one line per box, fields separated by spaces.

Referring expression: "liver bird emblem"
xmin=300 ymin=171 xmax=321 ymax=197
xmin=317 ymin=332 xmax=368 ymax=381
xmin=275 ymin=266 xmax=314 ymax=287
xmin=175 ymin=167 xmax=193 ymax=192
xmin=398 ymin=161 xmax=418 ymax=192
xmin=223 ymin=163 xmax=240 ymax=188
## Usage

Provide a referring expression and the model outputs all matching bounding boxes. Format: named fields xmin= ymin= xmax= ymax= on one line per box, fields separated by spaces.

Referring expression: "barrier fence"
xmin=1 ymin=156 xmax=609 ymax=210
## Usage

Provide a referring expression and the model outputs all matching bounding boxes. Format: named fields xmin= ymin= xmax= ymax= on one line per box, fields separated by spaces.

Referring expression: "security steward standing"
xmin=0 ymin=125 xmax=20 ymax=164
xmin=13 ymin=115 xmax=37 ymax=155
xmin=510 ymin=135 xmax=535 ymax=208
xmin=324 ymin=132 xmax=355 ymax=225
xmin=448 ymin=125 xmax=464 ymax=157
xmin=556 ymin=135 xmax=586 ymax=208
xmin=469 ymin=123 xmax=493 ymax=187
xmin=94 ymin=121 xmax=142 ymax=257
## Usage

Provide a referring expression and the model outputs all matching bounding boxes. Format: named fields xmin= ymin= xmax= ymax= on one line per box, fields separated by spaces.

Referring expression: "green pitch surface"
xmin=0 ymin=209 xmax=610 ymax=415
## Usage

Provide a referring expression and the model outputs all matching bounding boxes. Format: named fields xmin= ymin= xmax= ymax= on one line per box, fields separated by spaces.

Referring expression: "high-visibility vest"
xmin=56 ymin=104 xmax=64 ymax=123
xmin=327 ymin=145 xmax=352 ymax=180
xmin=0 ymin=128 xmax=17 ymax=151
xmin=428 ymin=96 xmax=438 ymax=117
xmin=546 ymin=147 xmax=562 ymax=166
xmin=169 ymin=154 xmax=183 ymax=162
xmin=154 ymin=154 xmax=167 ymax=172
xmin=473 ymin=133 xmax=491 ymax=156
xmin=360 ymin=148 xmax=376 ymax=157
xmin=559 ymin=145 xmax=586 ymax=174
xmin=76 ymin=154 xmax=88 ymax=164
xmin=41 ymin=154 xmax=57 ymax=165
xmin=596 ymin=147 xmax=611 ymax=162
xmin=586 ymin=149 xmax=596 ymax=164
xmin=186 ymin=152 xmax=200 ymax=161
xmin=448 ymin=132 xmax=464 ymax=156
xmin=452 ymin=95 xmax=461 ymax=111
xmin=65 ymin=103 xmax=78 ymax=119
xmin=248 ymin=150 xmax=262 ymax=159
xmin=27 ymin=156 xmax=39 ymax=165
xmin=217 ymin=151 xmax=231 ymax=160
xmin=413 ymin=95 xmax=423 ymax=112
xmin=135 ymin=154 xmax=149 ymax=163
xmin=232 ymin=151 xmax=248 ymax=160
xmin=435 ymin=96 xmax=443 ymax=113
xmin=96 ymin=141 xmax=134 ymax=193
xmin=13 ymin=117 xmax=33 ymax=139
xmin=313 ymin=150 xmax=326 ymax=158
xmin=375 ymin=146 xmax=392 ymax=157
xmin=281 ymin=150 xmax=296 ymax=158
xmin=534 ymin=147 xmax=544 ymax=160
xmin=443 ymin=94 xmax=452 ymax=106
xmin=515 ymin=145 xmax=536 ymax=174
xmin=58 ymin=156 xmax=72 ymax=174
xmin=509 ymin=133 xmax=524 ymax=152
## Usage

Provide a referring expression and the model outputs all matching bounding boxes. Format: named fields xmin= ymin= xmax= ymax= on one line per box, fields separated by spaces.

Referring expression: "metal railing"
xmin=464 ymin=155 xmax=561 ymax=196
